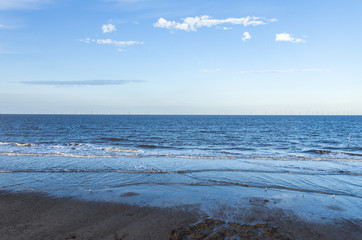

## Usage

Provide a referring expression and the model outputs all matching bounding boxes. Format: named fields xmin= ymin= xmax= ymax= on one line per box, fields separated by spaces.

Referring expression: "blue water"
xmin=0 ymin=115 xmax=361 ymax=221
xmin=0 ymin=115 xmax=361 ymax=159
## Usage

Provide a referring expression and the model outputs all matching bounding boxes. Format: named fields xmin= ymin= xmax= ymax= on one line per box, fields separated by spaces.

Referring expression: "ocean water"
xmin=0 ymin=115 xmax=361 ymax=221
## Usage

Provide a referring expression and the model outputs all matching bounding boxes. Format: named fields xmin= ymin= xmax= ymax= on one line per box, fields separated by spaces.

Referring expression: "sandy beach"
xmin=0 ymin=191 xmax=199 ymax=240
xmin=1 ymin=191 xmax=361 ymax=240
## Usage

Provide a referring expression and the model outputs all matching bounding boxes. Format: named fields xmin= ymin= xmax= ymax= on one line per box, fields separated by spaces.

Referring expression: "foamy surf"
xmin=0 ymin=150 xmax=362 ymax=162
xmin=0 ymin=141 xmax=34 ymax=147
xmin=104 ymin=147 xmax=143 ymax=153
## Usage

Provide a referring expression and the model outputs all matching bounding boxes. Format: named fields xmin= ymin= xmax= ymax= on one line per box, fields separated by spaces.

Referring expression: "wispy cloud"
xmin=202 ymin=68 xmax=221 ymax=73
xmin=154 ymin=15 xmax=276 ymax=32
xmin=0 ymin=0 xmax=51 ymax=10
xmin=79 ymin=38 xmax=143 ymax=48
xmin=275 ymin=33 xmax=306 ymax=43
xmin=95 ymin=39 xmax=142 ymax=46
xmin=234 ymin=69 xmax=330 ymax=74
xmin=20 ymin=80 xmax=146 ymax=86
xmin=242 ymin=31 xmax=251 ymax=42
xmin=102 ymin=23 xmax=116 ymax=33
xmin=0 ymin=24 xmax=11 ymax=29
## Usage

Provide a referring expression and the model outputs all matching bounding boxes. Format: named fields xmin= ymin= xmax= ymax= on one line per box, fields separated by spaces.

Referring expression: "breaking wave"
xmin=104 ymin=147 xmax=143 ymax=153
xmin=1 ymin=168 xmax=361 ymax=176
xmin=137 ymin=144 xmax=173 ymax=149
xmin=0 ymin=141 xmax=34 ymax=147
xmin=306 ymin=149 xmax=362 ymax=157
xmin=0 ymin=151 xmax=362 ymax=162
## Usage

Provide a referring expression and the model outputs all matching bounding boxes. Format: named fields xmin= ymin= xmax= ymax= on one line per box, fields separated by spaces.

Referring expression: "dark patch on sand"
xmin=169 ymin=218 xmax=290 ymax=240
xmin=326 ymin=205 xmax=345 ymax=211
xmin=248 ymin=197 xmax=272 ymax=206
xmin=120 ymin=192 xmax=140 ymax=197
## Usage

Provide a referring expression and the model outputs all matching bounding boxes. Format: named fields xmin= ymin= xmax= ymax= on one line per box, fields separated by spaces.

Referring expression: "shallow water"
xmin=0 ymin=115 xmax=361 ymax=222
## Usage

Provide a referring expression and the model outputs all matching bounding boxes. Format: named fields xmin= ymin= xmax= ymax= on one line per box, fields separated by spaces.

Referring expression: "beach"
xmin=0 ymin=191 xmax=198 ymax=240
xmin=1 ymin=191 xmax=361 ymax=240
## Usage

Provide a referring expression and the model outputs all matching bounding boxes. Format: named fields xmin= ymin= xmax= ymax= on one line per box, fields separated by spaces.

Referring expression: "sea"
xmin=0 ymin=115 xmax=361 ymax=222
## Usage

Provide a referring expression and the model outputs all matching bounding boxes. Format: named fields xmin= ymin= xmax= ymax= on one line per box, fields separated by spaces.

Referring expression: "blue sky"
xmin=0 ymin=0 xmax=361 ymax=114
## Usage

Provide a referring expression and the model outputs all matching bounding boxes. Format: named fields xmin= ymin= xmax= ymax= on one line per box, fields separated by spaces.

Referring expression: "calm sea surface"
xmin=0 ymin=115 xmax=361 ymax=220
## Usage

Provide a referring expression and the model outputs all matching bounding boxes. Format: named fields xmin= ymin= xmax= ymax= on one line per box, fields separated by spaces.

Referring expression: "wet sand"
xmin=0 ymin=191 xmax=361 ymax=240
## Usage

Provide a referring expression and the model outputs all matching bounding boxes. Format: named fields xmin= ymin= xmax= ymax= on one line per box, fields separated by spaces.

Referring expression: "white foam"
xmin=105 ymin=147 xmax=143 ymax=153
xmin=0 ymin=141 xmax=33 ymax=147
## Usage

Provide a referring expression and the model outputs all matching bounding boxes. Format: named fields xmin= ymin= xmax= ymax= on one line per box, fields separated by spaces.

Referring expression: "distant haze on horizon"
xmin=0 ymin=0 xmax=361 ymax=115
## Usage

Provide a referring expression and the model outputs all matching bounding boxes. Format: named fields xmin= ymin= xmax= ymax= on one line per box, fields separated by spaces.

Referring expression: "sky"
xmin=0 ymin=0 xmax=361 ymax=114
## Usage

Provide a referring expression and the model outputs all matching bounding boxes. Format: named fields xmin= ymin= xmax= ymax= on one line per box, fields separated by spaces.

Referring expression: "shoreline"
xmin=1 ymin=191 xmax=361 ymax=239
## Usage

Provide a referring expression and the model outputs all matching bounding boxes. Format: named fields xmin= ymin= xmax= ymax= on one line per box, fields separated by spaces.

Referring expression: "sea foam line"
xmin=0 ymin=141 xmax=34 ymax=147
xmin=0 ymin=151 xmax=361 ymax=162
xmin=0 ymin=168 xmax=360 ymax=176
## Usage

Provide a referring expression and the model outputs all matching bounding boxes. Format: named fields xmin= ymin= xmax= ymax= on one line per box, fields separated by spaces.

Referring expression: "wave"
xmin=306 ymin=149 xmax=362 ymax=157
xmin=104 ymin=147 xmax=143 ymax=153
xmin=226 ymin=147 xmax=255 ymax=151
xmin=137 ymin=144 xmax=173 ymax=149
xmin=0 ymin=152 xmax=117 ymax=158
xmin=165 ymin=154 xmax=236 ymax=159
xmin=0 ymin=151 xmax=362 ymax=162
xmin=1 ymin=168 xmax=361 ymax=176
xmin=0 ymin=141 xmax=81 ymax=147
xmin=100 ymin=137 xmax=127 ymax=142
xmin=200 ymin=130 xmax=219 ymax=133
xmin=0 ymin=151 xmax=236 ymax=160
xmin=306 ymin=150 xmax=334 ymax=154
xmin=0 ymin=141 xmax=34 ymax=147
xmin=64 ymin=142 xmax=82 ymax=146
xmin=248 ymin=155 xmax=362 ymax=162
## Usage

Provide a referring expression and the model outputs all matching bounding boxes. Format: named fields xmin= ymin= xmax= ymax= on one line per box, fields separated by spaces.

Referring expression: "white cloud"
xmin=102 ymin=24 xmax=116 ymax=33
xmin=78 ymin=38 xmax=92 ymax=43
xmin=234 ymin=69 xmax=330 ymax=74
xmin=242 ymin=31 xmax=251 ymax=42
xmin=95 ymin=39 xmax=142 ymax=46
xmin=153 ymin=15 xmax=276 ymax=32
xmin=275 ymin=33 xmax=306 ymax=43
xmin=79 ymin=38 xmax=143 ymax=48
xmin=0 ymin=0 xmax=50 ymax=10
